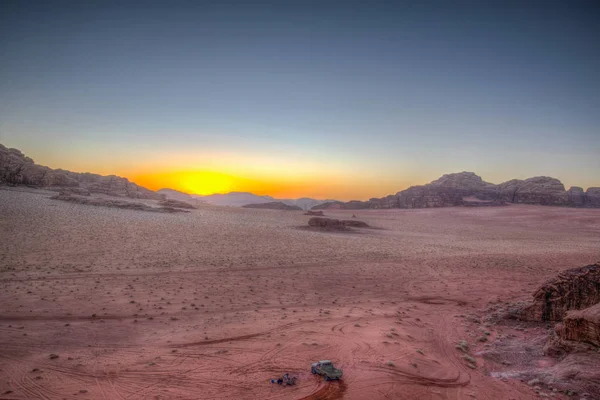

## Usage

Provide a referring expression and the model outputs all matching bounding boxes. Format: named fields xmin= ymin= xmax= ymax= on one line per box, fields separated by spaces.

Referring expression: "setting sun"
xmin=178 ymin=171 xmax=234 ymax=195
xmin=132 ymin=170 xmax=244 ymax=195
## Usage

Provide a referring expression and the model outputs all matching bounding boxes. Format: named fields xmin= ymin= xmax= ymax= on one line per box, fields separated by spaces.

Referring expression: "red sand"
xmin=1 ymin=188 xmax=599 ymax=399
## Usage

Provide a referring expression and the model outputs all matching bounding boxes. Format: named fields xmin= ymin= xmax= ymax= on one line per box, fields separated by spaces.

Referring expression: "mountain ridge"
xmin=313 ymin=171 xmax=600 ymax=210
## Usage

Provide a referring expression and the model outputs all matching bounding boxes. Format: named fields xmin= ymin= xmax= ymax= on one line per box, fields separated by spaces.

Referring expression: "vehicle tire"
xmin=311 ymin=368 xmax=316 ymax=374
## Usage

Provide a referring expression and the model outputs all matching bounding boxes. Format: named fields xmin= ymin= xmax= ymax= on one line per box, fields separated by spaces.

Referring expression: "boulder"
xmin=557 ymin=303 xmax=600 ymax=347
xmin=520 ymin=262 xmax=600 ymax=322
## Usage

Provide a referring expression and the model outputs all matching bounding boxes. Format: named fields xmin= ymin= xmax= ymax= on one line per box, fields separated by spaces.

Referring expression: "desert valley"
xmin=1 ymin=2 xmax=599 ymax=399
xmin=1 ymin=144 xmax=600 ymax=400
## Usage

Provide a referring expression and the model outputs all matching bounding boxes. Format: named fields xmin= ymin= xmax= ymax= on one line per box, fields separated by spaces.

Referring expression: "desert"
xmin=1 ymin=186 xmax=599 ymax=399
xmin=2 ymin=1 xmax=599 ymax=399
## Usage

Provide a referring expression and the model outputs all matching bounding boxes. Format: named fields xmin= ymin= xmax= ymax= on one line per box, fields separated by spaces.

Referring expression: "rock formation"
xmin=557 ymin=303 xmax=600 ymax=347
xmin=242 ymin=202 xmax=302 ymax=211
xmin=0 ymin=143 xmax=163 ymax=200
xmin=51 ymin=193 xmax=187 ymax=213
xmin=307 ymin=217 xmax=370 ymax=230
xmin=341 ymin=220 xmax=370 ymax=228
xmin=586 ymin=188 xmax=600 ymax=208
xmin=314 ymin=172 xmax=600 ymax=210
xmin=520 ymin=262 xmax=600 ymax=322
xmin=512 ymin=176 xmax=568 ymax=205
xmin=567 ymin=186 xmax=586 ymax=207
xmin=304 ymin=210 xmax=324 ymax=216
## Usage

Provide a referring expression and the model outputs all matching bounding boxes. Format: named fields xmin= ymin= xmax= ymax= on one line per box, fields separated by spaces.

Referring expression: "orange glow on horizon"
xmin=129 ymin=169 xmax=415 ymax=201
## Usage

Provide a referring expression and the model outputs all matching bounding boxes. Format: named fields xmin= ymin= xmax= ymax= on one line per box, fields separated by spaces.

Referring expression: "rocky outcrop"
xmin=307 ymin=217 xmax=369 ymax=230
xmin=586 ymin=188 xmax=600 ymax=207
xmin=304 ymin=210 xmax=324 ymax=216
xmin=323 ymin=172 xmax=600 ymax=210
xmin=512 ymin=176 xmax=568 ymax=206
xmin=341 ymin=220 xmax=370 ymax=228
xmin=242 ymin=202 xmax=302 ymax=211
xmin=557 ymin=303 xmax=600 ymax=347
xmin=0 ymin=143 xmax=163 ymax=200
xmin=520 ymin=262 xmax=600 ymax=322
xmin=51 ymin=193 xmax=188 ymax=213
xmin=567 ymin=186 xmax=586 ymax=207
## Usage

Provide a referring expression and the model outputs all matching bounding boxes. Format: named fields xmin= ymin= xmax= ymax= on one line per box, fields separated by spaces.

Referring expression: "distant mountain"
xmin=192 ymin=192 xmax=275 ymax=207
xmin=190 ymin=191 xmax=336 ymax=210
xmin=0 ymin=143 xmax=163 ymax=200
xmin=242 ymin=201 xmax=302 ymax=211
xmin=315 ymin=172 xmax=600 ymax=210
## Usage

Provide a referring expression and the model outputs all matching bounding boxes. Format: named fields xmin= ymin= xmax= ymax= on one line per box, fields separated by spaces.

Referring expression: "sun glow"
xmin=178 ymin=171 xmax=234 ymax=195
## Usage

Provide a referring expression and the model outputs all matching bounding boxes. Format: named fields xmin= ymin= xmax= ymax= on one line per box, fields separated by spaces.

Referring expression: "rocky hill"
xmin=315 ymin=172 xmax=600 ymax=210
xmin=0 ymin=143 xmax=163 ymax=200
xmin=242 ymin=201 xmax=302 ymax=211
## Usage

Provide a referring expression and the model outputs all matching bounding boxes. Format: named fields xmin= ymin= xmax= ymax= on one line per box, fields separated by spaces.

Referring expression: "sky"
xmin=1 ymin=0 xmax=599 ymax=200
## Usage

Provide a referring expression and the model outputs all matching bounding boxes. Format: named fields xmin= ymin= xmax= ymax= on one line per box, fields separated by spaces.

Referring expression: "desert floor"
xmin=1 ymin=188 xmax=599 ymax=400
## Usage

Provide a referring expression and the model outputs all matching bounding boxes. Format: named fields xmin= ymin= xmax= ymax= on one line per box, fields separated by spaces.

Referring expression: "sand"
xmin=1 ymin=187 xmax=599 ymax=399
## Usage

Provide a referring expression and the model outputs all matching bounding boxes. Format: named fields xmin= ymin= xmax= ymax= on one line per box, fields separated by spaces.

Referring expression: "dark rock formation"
xmin=557 ymin=303 xmax=600 ymax=347
xmin=586 ymin=188 xmax=600 ymax=207
xmin=307 ymin=217 xmax=369 ymax=230
xmin=0 ymin=143 xmax=163 ymax=200
xmin=327 ymin=172 xmax=600 ymax=210
xmin=308 ymin=217 xmax=346 ymax=230
xmin=51 ymin=193 xmax=188 ymax=213
xmin=242 ymin=202 xmax=302 ymax=211
xmin=567 ymin=186 xmax=586 ymax=207
xmin=520 ymin=262 xmax=600 ymax=322
xmin=512 ymin=176 xmax=568 ymax=206
xmin=341 ymin=220 xmax=370 ymax=228
xmin=158 ymin=199 xmax=197 ymax=209
xmin=304 ymin=210 xmax=324 ymax=216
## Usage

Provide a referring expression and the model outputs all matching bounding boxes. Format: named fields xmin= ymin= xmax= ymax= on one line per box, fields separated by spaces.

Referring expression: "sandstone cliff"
xmin=557 ymin=303 xmax=600 ymax=347
xmin=0 ymin=144 xmax=163 ymax=200
xmin=520 ymin=262 xmax=600 ymax=322
xmin=315 ymin=172 xmax=600 ymax=210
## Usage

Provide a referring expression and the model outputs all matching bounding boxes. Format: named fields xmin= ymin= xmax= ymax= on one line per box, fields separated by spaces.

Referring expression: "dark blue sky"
xmin=1 ymin=1 xmax=599 ymax=198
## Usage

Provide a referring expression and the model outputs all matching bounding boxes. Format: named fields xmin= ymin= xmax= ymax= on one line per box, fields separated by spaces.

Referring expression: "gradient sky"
xmin=1 ymin=1 xmax=599 ymax=200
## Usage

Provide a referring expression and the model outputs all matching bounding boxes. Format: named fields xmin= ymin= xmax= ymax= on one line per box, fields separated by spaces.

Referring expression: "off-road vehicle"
xmin=311 ymin=360 xmax=343 ymax=381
